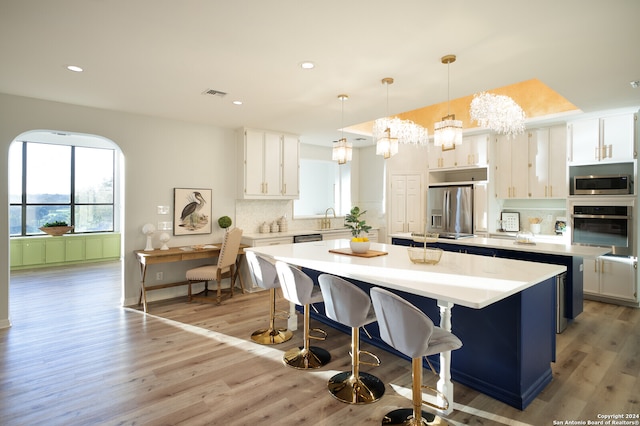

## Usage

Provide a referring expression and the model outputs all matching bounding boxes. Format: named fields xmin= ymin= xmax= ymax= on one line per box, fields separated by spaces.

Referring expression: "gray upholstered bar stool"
xmin=245 ymin=250 xmax=293 ymax=345
xmin=318 ymin=274 xmax=385 ymax=404
xmin=370 ymin=287 xmax=462 ymax=426
xmin=275 ymin=261 xmax=331 ymax=369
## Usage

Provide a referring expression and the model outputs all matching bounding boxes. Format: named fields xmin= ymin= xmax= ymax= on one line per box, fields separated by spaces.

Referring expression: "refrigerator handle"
xmin=444 ymin=190 xmax=450 ymax=230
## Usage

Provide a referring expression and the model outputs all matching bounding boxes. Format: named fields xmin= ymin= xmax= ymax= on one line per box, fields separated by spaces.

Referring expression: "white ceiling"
xmin=1 ymin=1 xmax=639 ymax=147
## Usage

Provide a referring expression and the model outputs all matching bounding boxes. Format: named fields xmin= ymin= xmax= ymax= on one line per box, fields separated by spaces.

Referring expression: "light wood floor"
xmin=1 ymin=262 xmax=639 ymax=426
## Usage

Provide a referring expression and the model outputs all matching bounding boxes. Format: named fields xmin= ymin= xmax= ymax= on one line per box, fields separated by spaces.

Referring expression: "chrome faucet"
xmin=322 ymin=207 xmax=336 ymax=229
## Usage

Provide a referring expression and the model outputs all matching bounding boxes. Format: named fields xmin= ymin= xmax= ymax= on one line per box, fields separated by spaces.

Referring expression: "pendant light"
xmin=332 ymin=94 xmax=352 ymax=164
xmin=434 ymin=55 xmax=463 ymax=150
xmin=374 ymin=78 xmax=399 ymax=159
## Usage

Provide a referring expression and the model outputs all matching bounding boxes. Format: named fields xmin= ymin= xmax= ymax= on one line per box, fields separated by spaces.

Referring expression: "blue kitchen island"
xmin=247 ymin=239 xmax=567 ymax=411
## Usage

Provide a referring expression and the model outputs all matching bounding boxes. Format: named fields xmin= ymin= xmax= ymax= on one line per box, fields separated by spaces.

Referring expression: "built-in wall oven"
xmin=570 ymin=199 xmax=635 ymax=257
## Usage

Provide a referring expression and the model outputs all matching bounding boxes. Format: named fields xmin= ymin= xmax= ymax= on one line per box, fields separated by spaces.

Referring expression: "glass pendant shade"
xmin=333 ymin=93 xmax=352 ymax=164
xmin=375 ymin=127 xmax=399 ymax=159
xmin=434 ymin=114 xmax=463 ymax=149
xmin=374 ymin=77 xmax=427 ymax=159
xmin=434 ymin=54 xmax=463 ymax=150
xmin=332 ymin=137 xmax=352 ymax=164
xmin=470 ymin=92 xmax=526 ymax=138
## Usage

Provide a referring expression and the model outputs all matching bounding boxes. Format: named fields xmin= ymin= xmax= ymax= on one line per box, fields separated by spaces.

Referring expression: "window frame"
xmin=10 ymin=141 xmax=116 ymax=237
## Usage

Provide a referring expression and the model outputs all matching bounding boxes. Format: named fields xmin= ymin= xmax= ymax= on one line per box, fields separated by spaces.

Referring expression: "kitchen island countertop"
xmin=247 ymin=239 xmax=565 ymax=310
xmin=389 ymin=233 xmax=611 ymax=258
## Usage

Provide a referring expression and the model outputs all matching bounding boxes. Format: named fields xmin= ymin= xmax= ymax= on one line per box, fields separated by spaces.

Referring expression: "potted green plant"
xmin=217 ymin=215 xmax=232 ymax=231
xmin=344 ymin=206 xmax=372 ymax=253
xmin=39 ymin=221 xmax=74 ymax=236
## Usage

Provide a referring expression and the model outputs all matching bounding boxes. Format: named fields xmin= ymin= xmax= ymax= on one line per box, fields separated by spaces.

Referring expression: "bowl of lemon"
xmin=350 ymin=237 xmax=370 ymax=254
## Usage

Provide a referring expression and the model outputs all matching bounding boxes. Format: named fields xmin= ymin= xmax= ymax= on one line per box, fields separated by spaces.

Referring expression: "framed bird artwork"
xmin=173 ymin=188 xmax=212 ymax=235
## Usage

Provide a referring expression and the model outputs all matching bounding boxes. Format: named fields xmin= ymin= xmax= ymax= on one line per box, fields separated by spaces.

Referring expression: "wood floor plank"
xmin=1 ymin=261 xmax=639 ymax=425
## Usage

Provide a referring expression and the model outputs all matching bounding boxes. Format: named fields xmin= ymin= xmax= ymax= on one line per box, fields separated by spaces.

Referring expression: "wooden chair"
xmin=186 ymin=227 xmax=243 ymax=304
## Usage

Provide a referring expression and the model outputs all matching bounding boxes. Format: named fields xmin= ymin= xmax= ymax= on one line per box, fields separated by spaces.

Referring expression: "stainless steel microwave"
xmin=573 ymin=175 xmax=631 ymax=195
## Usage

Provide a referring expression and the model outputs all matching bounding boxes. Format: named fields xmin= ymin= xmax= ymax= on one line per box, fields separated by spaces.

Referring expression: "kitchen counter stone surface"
xmin=389 ymin=233 xmax=610 ymax=258
xmin=242 ymin=228 xmax=367 ymax=243
xmin=247 ymin=239 xmax=566 ymax=310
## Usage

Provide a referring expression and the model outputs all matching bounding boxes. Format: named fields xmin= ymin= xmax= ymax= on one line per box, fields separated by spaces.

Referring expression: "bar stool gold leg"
xmin=251 ymin=288 xmax=293 ymax=345
xmin=328 ymin=327 xmax=385 ymax=404
xmin=283 ymin=304 xmax=330 ymax=369
xmin=382 ymin=358 xmax=447 ymax=425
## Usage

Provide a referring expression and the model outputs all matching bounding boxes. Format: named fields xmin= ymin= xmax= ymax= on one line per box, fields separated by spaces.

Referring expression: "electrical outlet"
xmin=546 ymin=214 xmax=553 ymax=223
xmin=156 ymin=272 xmax=163 ymax=281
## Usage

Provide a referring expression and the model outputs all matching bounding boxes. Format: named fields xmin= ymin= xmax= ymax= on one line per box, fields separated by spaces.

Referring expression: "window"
xmin=294 ymin=159 xmax=351 ymax=217
xmin=9 ymin=141 xmax=115 ymax=236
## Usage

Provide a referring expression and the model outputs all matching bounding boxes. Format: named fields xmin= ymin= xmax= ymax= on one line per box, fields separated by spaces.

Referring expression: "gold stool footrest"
xmin=309 ymin=327 xmax=327 ymax=341
xmin=421 ymin=384 xmax=449 ymax=412
xmin=349 ymin=349 xmax=381 ymax=367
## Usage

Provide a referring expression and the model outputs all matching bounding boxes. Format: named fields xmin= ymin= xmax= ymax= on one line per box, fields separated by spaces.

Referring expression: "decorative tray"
xmin=328 ymin=248 xmax=388 ymax=258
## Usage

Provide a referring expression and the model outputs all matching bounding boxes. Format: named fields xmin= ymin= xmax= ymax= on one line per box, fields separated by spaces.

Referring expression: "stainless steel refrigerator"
xmin=427 ymin=184 xmax=474 ymax=239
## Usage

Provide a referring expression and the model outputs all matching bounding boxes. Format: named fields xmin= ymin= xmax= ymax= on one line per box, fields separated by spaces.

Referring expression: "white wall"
xmin=0 ymin=93 xmax=239 ymax=325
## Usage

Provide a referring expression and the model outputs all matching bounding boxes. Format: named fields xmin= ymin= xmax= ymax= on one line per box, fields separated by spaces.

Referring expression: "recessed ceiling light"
xmin=299 ymin=61 xmax=315 ymax=70
xmin=66 ymin=65 xmax=83 ymax=72
xmin=232 ymin=100 xmax=243 ymax=105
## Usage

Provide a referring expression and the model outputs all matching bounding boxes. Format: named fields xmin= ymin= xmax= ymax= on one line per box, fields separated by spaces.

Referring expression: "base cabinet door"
xmin=583 ymin=258 xmax=600 ymax=294
xmin=583 ymin=256 xmax=638 ymax=303
xmin=45 ymin=239 xmax=66 ymax=263
xmin=600 ymin=257 xmax=637 ymax=301
xmin=22 ymin=241 xmax=45 ymax=265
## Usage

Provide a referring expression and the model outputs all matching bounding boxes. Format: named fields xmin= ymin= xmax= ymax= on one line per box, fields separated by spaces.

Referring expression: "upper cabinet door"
xmin=495 ymin=133 xmax=528 ymax=198
xmin=602 ymin=113 xmax=636 ymax=163
xmin=569 ymin=118 xmax=600 ymax=163
xmin=458 ymin=133 xmax=489 ymax=167
xmin=547 ymin=125 xmax=568 ymax=198
xmin=237 ymin=128 xmax=300 ymax=200
xmin=243 ymin=129 xmax=266 ymax=196
xmin=528 ymin=125 xmax=567 ymax=199
xmin=281 ymin=134 xmax=299 ymax=197
xmin=262 ymin=132 xmax=282 ymax=196
xmin=569 ymin=112 xmax=637 ymax=164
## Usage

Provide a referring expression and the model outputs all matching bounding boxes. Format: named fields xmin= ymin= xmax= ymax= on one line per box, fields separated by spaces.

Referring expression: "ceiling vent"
xmin=202 ymin=88 xmax=227 ymax=98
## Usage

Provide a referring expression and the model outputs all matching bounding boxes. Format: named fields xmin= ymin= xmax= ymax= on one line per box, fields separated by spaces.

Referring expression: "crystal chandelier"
xmin=434 ymin=55 xmax=463 ymax=150
xmin=332 ymin=94 xmax=352 ymax=164
xmin=373 ymin=78 xmax=428 ymax=159
xmin=469 ymin=92 xmax=526 ymax=138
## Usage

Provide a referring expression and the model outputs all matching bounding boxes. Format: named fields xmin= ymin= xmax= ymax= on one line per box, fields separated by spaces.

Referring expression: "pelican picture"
xmin=173 ymin=188 xmax=212 ymax=235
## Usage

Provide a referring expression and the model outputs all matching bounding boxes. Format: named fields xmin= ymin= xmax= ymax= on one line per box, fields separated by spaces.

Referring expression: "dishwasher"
xmin=293 ymin=234 xmax=323 ymax=243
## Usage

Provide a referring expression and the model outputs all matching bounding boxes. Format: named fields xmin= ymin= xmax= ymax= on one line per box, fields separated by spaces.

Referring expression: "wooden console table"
xmin=134 ymin=245 xmax=247 ymax=313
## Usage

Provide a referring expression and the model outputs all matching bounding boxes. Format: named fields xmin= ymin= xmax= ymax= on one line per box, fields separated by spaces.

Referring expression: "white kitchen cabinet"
xmin=428 ymin=133 xmax=488 ymax=170
xmin=569 ymin=112 xmax=637 ymax=164
xmin=495 ymin=132 xmax=529 ymax=198
xmin=457 ymin=133 xmax=489 ymax=167
xmin=583 ymin=256 xmax=638 ymax=304
xmin=528 ymin=125 xmax=567 ymax=199
xmin=237 ymin=128 xmax=299 ymax=199
xmin=427 ymin=143 xmax=456 ymax=169
xmin=389 ymin=173 xmax=423 ymax=233
xmin=281 ymin=134 xmax=300 ymax=197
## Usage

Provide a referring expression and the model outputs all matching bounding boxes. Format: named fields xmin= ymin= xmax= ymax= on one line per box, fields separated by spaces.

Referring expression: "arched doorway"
xmin=8 ymin=129 xmax=125 ymax=313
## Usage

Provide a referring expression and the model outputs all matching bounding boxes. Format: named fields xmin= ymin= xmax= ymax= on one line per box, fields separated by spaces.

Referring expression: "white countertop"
xmin=247 ymin=239 xmax=566 ymax=310
xmin=389 ymin=233 xmax=610 ymax=258
xmin=242 ymin=227 xmax=374 ymax=243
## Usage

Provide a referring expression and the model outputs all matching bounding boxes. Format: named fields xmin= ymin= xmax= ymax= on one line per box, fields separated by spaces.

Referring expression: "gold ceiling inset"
xmin=345 ymin=79 xmax=579 ymax=138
